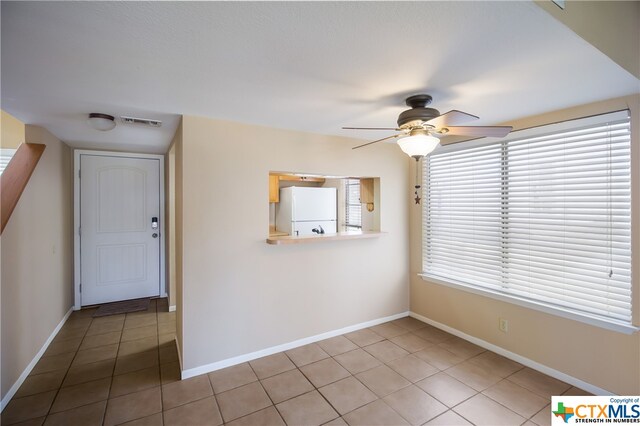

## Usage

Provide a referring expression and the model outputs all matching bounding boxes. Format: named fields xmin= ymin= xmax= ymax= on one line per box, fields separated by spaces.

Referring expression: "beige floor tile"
xmin=563 ymin=386 xmax=593 ymax=396
xmin=162 ymin=374 xmax=213 ymax=410
xmin=334 ymin=348 xmax=382 ymax=374
xmin=355 ymin=365 xmax=411 ymax=397
xmin=343 ymin=329 xmax=385 ymax=347
xmin=86 ymin=321 xmax=124 ymax=336
xmin=319 ymin=376 xmax=377 ymax=415
xmin=216 ymin=381 xmax=272 ymax=422
xmin=342 ymin=399 xmax=409 ymax=426
xmin=316 ymin=335 xmax=358 ymax=356
xmin=391 ymin=316 xmax=428 ymax=332
xmin=91 ymin=314 xmax=126 ymax=325
xmin=530 ymin=405 xmax=551 ymax=426
xmin=162 ymin=395 xmax=223 ymax=426
xmin=124 ymin=314 xmax=157 ymax=330
xmin=412 ymin=326 xmax=455 ymax=344
xmin=70 ymin=308 xmax=98 ymax=318
xmin=54 ymin=326 xmax=87 ymax=341
xmin=119 ymin=412 xmax=163 ymax=426
xmin=114 ymin=350 xmax=159 ymax=376
xmin=384 ymin=385 xmax=448 ymax=425
xmin=416 ymin=372 xmax=477 ymax=408
xmin=369 ymin=322 xmax=408 ymax=339
xmin=413 ymin=346 xmax=464 ymax=370
xmin=63 ymin=359 xmax=116 ymax=387
xmin=453 ymin=393 xmax=525 ymax=426
xmin=386 ymin=354 xmax=439 ymax=382
xmin=363 ymin=340 xmax=409 ymax=363
xmin=1 ymin=391 xmax=57 ymax=425
xmin=157 ymin=311 xmax=176 ymax=324
xmin=104 ymin=387 xmax=162 ymax=426
xmin=110 ymin=366 xmax=160 ymax=398
xmin=249 ymin=353 xmax=296 ymax=379
xmin=159 ymin=345 xmax=178 ymax=364
xmin=276 ymin=390 xmax=338 ymax=426
xmin=323 ymin=417 xmax=348 ymax=425
xmin=390 ymin=333 xmax=432 ymax=353
xmin=261 ymin=369 xmax=314 ymax=403
xmin=159 ymin=333 xmax=176 ymax=345
xmin=61 ymin=317 xmax=93 ymax=330
xmin=508 ymin=368 xmax=571 ymax=398
xmin=225 ymin=406 xmax=285 ymax=426
xmin=438 ymin=337 xmax=486 ymax=360
xmin=425 ymin=410 xmax=473 ymax=425
xmin=79 ymin=331 xmax=122 ymax=350
xmin=50 ymin=377 xmax=111 ymax=413
xmin=445 ymin=361 xmax=503 ymax=391
xmin=73 ymin=344 xmax=119 ymax=366
xmin=158 ymin=322 xmax=176 ymax=335
xmin=118 ymin=336 xmax=158 ymax=357
xmin=467 ymin=351 xmax=523 ymax=378
xmin=208 ymin=363 xmax=258 ymax=394
xmin=43 ymin=400 xmax=106 ymax=426
xmin=300 ymin=358 xmax=351 ymax=388
xmin=483 ymin=379 xmax=549 ymax=418
xmin=11 ymin=416 xmax=46 ymax=426
xmin=285 ymin=343 xmax=329 ymax=367
xmin=160 ymin=361 xmax=181 ymax=385
xmin=31 ymin=352 xmax=75 ymax=375
xmin=15 ymin=370 xmax=66 ymax=398
xmin=122 ymin=325 xmax=158 ymax=343
xmin=44 ymin=337 xmax=82 ymax=356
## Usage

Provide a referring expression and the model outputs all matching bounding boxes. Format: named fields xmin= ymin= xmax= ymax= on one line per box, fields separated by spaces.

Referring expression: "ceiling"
xmin=2 ymin=1 xmax=638 ymax=154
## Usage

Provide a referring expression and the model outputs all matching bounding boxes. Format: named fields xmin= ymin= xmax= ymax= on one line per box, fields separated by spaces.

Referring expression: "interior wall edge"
xmin=181 ymin=310 xmax=409 ymax=380
xmin=0 ymin=308 xmax=73 ymax=412
xmin=410 ymin=311 xmax=611 ymax=396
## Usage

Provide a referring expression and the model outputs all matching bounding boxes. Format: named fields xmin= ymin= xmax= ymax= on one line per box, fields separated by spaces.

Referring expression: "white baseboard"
xmin=168 ymin=305 xmax=176 ymax=312
xmin=1 ymin=307 xmax=74 ymax=412
xmin=181 ymin=311 xmax=409 ymax=379
xmin=409 ymin=311 xmax=611 ymax=396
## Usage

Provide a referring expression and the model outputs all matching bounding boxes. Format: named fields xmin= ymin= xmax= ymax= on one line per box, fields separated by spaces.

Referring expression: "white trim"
xmin=168 ymin=305 xmax=176 ymax=312
xmin=73 ymin=149 xmax=166 ymax=309
xmin=174 ymin=336 xmax=183 ymax=372
xmin=181 ymin=311 xmax=409 ymax=379
xmin=419 ymin=274 xmax=639 ymax=335
xmin=409 ymin=311 xmax=611 ymax=396
xmin=1 ymin=308 xmax=73 ymax=412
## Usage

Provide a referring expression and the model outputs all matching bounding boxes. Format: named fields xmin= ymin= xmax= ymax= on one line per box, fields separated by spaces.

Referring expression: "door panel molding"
xmin=74 ymin=150 xmax=165 ymax=309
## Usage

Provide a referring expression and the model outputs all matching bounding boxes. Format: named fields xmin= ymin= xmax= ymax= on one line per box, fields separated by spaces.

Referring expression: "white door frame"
xmin=74 ymin=149 xmax=166 ymax=310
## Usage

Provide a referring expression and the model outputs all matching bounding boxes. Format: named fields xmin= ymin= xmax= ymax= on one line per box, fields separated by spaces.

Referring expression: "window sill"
xmin=266 ymin=230 xmax=385 ymax=245
xmin=419 ymin=273 xmax=639 ymax=335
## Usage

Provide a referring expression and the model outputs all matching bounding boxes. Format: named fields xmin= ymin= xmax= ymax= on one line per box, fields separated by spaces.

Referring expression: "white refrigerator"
xmin=276 ymin=187 xmax=337 ymax=236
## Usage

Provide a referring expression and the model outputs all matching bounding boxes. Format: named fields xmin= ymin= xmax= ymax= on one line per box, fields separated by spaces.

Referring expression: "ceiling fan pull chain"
xmin=414 ymin=157 xmax=422 ymax=205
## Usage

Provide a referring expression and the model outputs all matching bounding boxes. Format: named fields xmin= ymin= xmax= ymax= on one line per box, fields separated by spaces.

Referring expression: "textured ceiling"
xmin=2 ymin=1 xmax=638 ymax=154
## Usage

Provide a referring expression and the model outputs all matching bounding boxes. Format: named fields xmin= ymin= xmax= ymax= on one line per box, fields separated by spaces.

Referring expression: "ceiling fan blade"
xmin=426 ymin=110 xmax=479 ymax=129
xmin=443 ymin=126 xmax=513 ymax=138
xmin=352 ymin=134 xmax=401 ymax=150
xmin=342 ymin=126 xmax=399 ymax=130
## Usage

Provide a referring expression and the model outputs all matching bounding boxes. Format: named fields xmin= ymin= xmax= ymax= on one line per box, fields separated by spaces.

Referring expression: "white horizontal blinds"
xmin=423 ymin=110 xmax=632 ymax=325
xmin=424 ymin=142 xmax=504 ymax=289
xmin=504 ymin=113 xmax=631 ymax=323
xmin=345 ymin=178 xmax=362 ymax=228
xmin=0 ymin=148 xmax=17 ymax=174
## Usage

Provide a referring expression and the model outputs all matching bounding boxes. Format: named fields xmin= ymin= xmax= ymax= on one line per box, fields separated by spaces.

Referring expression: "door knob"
xmin=152 ymin=233 xmax=158 ymax=238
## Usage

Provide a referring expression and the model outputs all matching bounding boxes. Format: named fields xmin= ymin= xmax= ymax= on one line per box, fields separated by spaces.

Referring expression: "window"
xmin=345 ymin=178 xmax=362 ymax=229
xmin=422 ymin=110 xmax=633 ymax=330
xmin=0 ymin=148 xmax=17 ymax=175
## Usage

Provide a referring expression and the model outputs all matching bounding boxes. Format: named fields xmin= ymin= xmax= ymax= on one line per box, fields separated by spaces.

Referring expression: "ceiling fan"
xmin=344 ymin=94 xmax=513 ymax=158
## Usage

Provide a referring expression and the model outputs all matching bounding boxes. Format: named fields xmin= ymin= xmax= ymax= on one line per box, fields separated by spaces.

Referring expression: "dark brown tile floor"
xmin=2 ymin=303 xmax=590 ymax=425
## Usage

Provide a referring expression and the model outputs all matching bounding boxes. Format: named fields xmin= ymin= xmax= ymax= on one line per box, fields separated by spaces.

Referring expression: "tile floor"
xmin=2 ymin=302 xmax=591 ymax=425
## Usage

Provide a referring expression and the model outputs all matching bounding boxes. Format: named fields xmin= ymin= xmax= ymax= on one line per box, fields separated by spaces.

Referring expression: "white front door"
xmin=80 ymin=154 xmax=161 ymax=306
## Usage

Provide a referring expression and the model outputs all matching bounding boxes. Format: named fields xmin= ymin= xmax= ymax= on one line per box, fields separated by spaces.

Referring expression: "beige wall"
xmin=178 ymin=115 xmax=409 ymax=370
xmin=1 ymin=125 xmax=73 ymax=400
xmin=535 ymin=0 xmax=640 ymax=79
xmin=1 ymin=111 xmax=25 ymax=149
xmin=411 ymin=94 xmax=640 ymax=394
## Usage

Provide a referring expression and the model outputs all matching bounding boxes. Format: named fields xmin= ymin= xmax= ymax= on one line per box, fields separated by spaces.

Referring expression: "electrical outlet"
xmin=499 ymin=318 xmax=509 ymax=333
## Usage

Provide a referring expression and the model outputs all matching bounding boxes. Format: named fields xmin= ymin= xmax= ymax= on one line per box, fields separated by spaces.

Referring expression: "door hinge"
xmin=78 ymin=169 xmax=81 ymax=178
xmin=79 ymin=284 xmax=82 ymax=293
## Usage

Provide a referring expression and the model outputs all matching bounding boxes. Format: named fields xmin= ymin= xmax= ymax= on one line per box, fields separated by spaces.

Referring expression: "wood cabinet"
xmin=269 ymin=175 xmax=279 ymax=203
xmin=360 ymin=178 xmax=374 ymax=203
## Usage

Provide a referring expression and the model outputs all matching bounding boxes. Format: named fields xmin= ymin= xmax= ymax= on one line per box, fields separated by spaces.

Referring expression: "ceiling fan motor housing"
xmin=397 ymin=107 xmax=441 ymax=128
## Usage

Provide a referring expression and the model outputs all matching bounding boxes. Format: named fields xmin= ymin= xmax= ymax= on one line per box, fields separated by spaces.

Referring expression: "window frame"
xmin=420 ymin=110 xmax=638 ymax=334
xmin=344 ymin=178 xmax=362 ymax=229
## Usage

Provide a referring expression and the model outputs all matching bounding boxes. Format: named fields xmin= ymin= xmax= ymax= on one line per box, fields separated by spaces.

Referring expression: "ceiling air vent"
xmin=120 ymin=116 xmax=162 ymax=127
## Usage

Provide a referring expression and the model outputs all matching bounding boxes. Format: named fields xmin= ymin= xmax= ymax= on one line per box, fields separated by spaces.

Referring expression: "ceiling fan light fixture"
xmin=397 ymin=131 xmax=440 ymax=158
xmin=88 ymin=113 xmax=116 ymax=131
